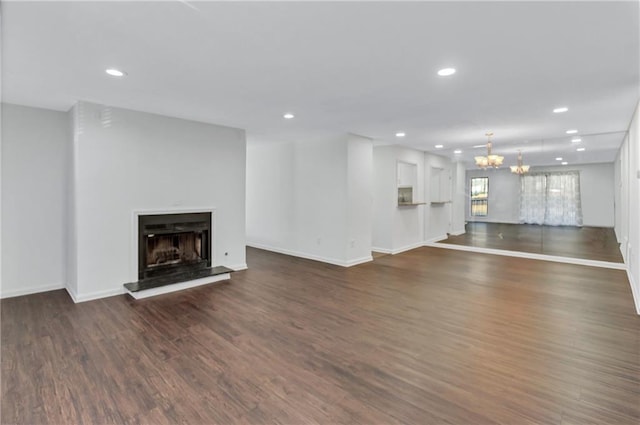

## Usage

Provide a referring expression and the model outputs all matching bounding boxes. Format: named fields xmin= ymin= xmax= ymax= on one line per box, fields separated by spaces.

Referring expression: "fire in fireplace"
xmin=138 ymin=212 xmax=211 ymax=279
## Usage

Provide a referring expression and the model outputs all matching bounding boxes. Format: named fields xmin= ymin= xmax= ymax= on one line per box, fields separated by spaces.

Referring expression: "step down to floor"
xmin=124 ymin=266 xmax=234 ymax=299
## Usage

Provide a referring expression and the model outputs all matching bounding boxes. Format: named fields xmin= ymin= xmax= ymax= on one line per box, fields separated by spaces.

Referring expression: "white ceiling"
xmin=2 ymin=1 xmax=639 ymax=168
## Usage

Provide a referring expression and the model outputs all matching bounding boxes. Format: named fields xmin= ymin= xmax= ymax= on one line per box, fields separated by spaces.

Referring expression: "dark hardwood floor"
xmin=439 ymin=222 xmax=624 ymax=263
xmin=2 ymin=247 xmax=639 ymax=424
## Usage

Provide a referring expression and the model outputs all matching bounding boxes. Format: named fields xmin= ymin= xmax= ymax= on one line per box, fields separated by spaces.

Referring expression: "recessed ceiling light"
xmin=283 ymin=113 xmax=295 ymax=119
xmin=437 ymin=68 xmax=456 ymax=77
xmin=562 ymin=162 xmax=568 ymax=165
xmin=576 ymin=147 xmax=586 ymax=152
xmin=435 ymin=144 xmax=444 ymax=149
xmin=553 ymin=107 xmax=569 ymax=113
xmin=473 ymin=144 xmax=486 ymax=148
xmin=395 ymin=132 xmax=406 ymax=138
xmin=556 ymin=157 xmax=563 ymax=161
xmin=454 ymin=149 xmax=462 ymax=154
xmin=566 ymin=129 xmax=578 ymax=134
xmin=105 ymin=68 xmax=126 ymax=77
xmin=571 ymin=138 xmax=582 ymax=143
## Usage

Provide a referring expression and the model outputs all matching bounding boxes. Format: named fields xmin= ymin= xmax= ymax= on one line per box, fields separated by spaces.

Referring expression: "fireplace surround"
xmin=124 ymin=209 xmax=233 ymax=299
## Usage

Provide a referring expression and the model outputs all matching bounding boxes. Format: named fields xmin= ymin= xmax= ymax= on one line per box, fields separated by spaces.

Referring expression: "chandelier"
xmin=510 ymin=150 xmax=530 ymax=175
xmin=474 ymin=132 xmax=504 ymax=168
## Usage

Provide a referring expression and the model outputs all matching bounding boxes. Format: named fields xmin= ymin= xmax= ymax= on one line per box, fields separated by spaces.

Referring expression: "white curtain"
xmin=520 ymin=174 xmax=547 ymax=225
xmin=519 ymin=171 xmax=583 ymax=226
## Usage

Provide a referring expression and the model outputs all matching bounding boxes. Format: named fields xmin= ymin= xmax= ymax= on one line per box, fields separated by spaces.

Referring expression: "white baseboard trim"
xmin=466 ymin=219 xmax=521 ymax=225
xmin=425 ymin=234 xmax=449 ymax=244
xmin=627 ymin=269 xmax=640 ymax=315
xmin=0 ymin=283 xmax=65 ymax=299
xmin=227 ymin=263 xmax=248 ymax=271
xmin=67 ymin=286 xmax=126 ymax=303
xmin=125 ymin=273 xmax=230 ymax=300
xmin=372 ymin=242 xmax=425 ymax=255
xmin=391 ymin=241 xmax=425 ymax=255
xmin=425 ymin=242 xmax=628 ymax=270
xmin=345 ymin=256 xmax=374 ymax=267
xmin=620 ymin=238 xmax=628 ymax=263
xmin=449 ymin=229 xmax=466 ymax=236
xmin=247 ymin=243 xmax=372 ymax=267
xmin=65 ymin=286 xmax=78 ymax=303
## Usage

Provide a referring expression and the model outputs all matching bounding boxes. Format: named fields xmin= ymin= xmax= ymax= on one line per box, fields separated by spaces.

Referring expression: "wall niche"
xmin=397 ymin=161 xmax=422 ymax=206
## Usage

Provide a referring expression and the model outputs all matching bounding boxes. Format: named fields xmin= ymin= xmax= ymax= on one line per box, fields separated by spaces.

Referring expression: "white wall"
xmin=372 ymin=147 xmax=456 ymax=251
xmin=347 ymin=134 xmax=374 ymax=263
xmin=246 ymin=141 xmax=295 ymax=251
xmin=629 ymin=101 xmax=640 ymax=314
xmin=616 ymin=100 xmax=640 ymax=314
xmin=465 ymin=162 xmax=616 ymax=227
xmin=372 ymin=146 xmax=396 ymax=251
xmin=67 ymin=105 xmax=79 ymax=297
xmin=1 ymin=104 xmax=69 ymax=297
xmin=69 ymin=101 xmax=246 ymax=301
xmin=616 ymin=136 xmax=630 ymax=252
xmin=372 ymin=145 xmax=426 ymax=253
xmin=394 ymin=147 xmax=426 ymax=251
xmin=424 ymin=153 xmax=452 ymax=242
xmin=293 ymin=137 xmax=350 ymax=264
xmin=614 ymin=149 xmax=623 ymax=242
xmin=450 ymin=161 xmax=467 ymax=235
xmin=247 ymin=134 xmax=373 ymax=266
xmin=0 ymin=13 xmax=3 ymax=302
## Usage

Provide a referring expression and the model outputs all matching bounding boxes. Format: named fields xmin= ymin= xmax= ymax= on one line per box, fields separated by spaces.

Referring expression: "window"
xmin=470 ymin=177 xmax=488 ymax=216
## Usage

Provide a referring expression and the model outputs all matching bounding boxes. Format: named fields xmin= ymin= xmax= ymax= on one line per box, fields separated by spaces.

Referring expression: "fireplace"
xmin=138 ymin=212 xmax=211 ymax=280
xmin=125 ymin=209 xmax=232 ymax=299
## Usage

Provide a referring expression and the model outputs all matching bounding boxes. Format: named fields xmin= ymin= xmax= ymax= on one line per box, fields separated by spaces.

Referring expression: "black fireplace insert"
xmin=138 ymin=212 xmax=211 ymax=280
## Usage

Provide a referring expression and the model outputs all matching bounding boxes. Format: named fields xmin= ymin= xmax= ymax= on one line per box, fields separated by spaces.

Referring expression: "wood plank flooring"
xmin=2 ymin=246 xmax=639 ymax=424
xmin=440 ymin=222 xmax=624 ymax=263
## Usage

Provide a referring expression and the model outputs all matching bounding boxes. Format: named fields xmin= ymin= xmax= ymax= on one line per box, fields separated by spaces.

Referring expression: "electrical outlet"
xmin=350 ymin=239 xmax=355 ymax=248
